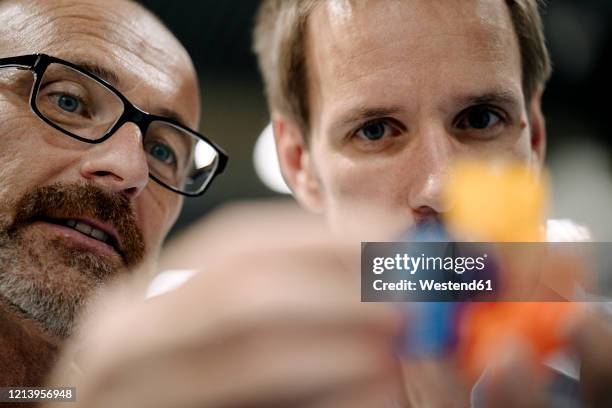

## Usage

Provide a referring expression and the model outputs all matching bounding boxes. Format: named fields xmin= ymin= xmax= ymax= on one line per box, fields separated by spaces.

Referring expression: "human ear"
xmin=272 ymin=114 xmax=324 ymax=213
xmin=528 ymin=86 xmax=547 ymax=167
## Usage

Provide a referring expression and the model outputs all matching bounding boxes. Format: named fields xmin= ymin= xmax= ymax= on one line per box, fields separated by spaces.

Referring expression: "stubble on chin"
xmin=0 ymin=182 xmax=145 ymax=339
xmin=0 ymin=228 xmax=114 ymax=339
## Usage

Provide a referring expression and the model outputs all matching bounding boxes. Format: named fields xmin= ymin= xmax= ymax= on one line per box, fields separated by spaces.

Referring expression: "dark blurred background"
xmin=138 ymin=0 xmax=612 ymax=240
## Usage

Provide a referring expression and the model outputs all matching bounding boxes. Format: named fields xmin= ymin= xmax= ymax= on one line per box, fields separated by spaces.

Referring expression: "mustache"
xmin=9 ymin=182 xmax=145 ymax=267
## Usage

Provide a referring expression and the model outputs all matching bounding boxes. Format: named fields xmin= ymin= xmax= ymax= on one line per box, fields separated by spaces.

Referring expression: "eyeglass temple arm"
xmin=0 ymin=55 xmax=40 ymax=69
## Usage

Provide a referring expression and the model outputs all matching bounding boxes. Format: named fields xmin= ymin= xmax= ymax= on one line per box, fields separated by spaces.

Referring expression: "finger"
xmin=298 ymin=372 xmax=407 ymax=408
xmin=71 ymin=324 xmax=401 ymax=408
xmin=478 ymin=340 xmax=547 ymax=408
xmin=401 ymin=357 xmax=471 ymax=407
xmin=565 ymin=312 xmax=612 ymax=406
xmin=136 ymin=245 xmax=403 ymax=351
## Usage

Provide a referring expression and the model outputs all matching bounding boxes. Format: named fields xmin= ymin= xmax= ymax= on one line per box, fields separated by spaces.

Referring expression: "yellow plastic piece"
xmin=444 ymin=160 xmax=548 ymax=242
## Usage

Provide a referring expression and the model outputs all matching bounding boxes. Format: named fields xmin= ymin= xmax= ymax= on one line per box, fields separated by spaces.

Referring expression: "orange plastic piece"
xmin=457 ymin=302 xmax=583 ymax=379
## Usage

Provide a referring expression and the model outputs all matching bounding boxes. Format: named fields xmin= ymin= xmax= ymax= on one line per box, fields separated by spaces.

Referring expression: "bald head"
xmin=0 ymin=0 xmax=200 ymax=127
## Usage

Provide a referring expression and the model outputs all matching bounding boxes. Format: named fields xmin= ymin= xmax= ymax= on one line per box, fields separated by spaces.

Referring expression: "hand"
xmin=401 ymin=357 xmax=472 ymax=407
xmin=569 ymin=310 xmax=612 ymax=406
xmin=47 ymin=210 xmax=406 ymax=408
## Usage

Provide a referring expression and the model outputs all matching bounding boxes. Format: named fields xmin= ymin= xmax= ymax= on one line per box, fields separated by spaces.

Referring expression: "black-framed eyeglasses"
xmin=0 ymin=54 xmax=228 ymax=197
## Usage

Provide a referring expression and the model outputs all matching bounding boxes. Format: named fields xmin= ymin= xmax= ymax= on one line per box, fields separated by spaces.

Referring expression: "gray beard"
xmin=0 ymin=230 xmax=115 ymax=339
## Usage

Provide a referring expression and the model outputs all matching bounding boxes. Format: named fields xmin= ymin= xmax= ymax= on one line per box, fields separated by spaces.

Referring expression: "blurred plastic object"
xmin=402 ymin=159 xmax=584 ymax=379
xmin=444 ymin=160 xmax=548 ymax=242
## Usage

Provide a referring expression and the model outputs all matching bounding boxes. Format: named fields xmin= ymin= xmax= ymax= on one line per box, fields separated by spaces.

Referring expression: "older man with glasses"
xmin=0 ymin=0 xmax=226 ymax=388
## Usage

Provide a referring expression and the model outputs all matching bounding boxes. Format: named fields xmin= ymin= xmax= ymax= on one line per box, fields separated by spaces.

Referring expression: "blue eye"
xmin=146 ymin=141 xmax=176 ymax=165
xmin=357 ymin=121 xmax=388 ymax=141
xmin=57 ymin=94 xmax=80 ymax=113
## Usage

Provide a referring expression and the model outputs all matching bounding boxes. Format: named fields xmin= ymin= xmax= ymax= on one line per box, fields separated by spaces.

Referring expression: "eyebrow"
xmin=333 ymin=89 xmax=521 ymax=128
xmin=456 ymin=90 xmax=521 ymax=108
xmin=335 ymin=106 xmax=405 ymax=129
xmin=155 ymin=107 xmax=194 ymax=131
xmin=69 ymin=60 xmax=194 ymax=129
xmin=71 ymin=60 xmax=123 ymax=89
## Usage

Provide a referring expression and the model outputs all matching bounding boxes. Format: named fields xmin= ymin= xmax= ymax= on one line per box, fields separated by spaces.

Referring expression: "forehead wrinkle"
xmin=0 ymin=3 xmax=52 ymax=52
xmin=0 ymin=1 xmax=192 ymax=87
xmin=316 ymin=15 xmax=517 ymax=94
xmin=0 ymin=0 xmax=199 ymax=127
xmin=43 ymin=7 xmax=188 ymax=72
xmin=316 ymin=0 xmax=515 ymax=59
xmin=324 ymin=17 xmax=515 ymax=65
xmin=50 ymin=42 xmax=190 ymax=114
xmin=322 ymin=30 xmax=514 ymax=98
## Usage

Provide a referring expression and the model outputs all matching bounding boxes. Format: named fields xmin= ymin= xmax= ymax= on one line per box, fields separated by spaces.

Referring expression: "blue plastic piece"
xmin=401 ymin=301 xmax=462 ymax=357
xmin=399 ymin=221 xmax=462 ymax=357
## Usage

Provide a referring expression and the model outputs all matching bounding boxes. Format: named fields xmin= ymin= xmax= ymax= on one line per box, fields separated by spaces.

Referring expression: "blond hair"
xmin=253 ymin=0 xmax=552 ymax=134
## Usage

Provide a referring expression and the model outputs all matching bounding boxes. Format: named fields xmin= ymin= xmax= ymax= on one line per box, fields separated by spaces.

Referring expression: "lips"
xmin=40 ymin=216 xmax=122 ymax=255
xmin=11 ymin=183 xmax=145 ymax=267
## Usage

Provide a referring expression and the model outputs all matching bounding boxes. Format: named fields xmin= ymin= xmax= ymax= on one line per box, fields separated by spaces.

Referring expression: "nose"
xmin=408 ymin=125 xmax=454 ymax=217
xmin=79 ymin=123 xmax=149 ymax=199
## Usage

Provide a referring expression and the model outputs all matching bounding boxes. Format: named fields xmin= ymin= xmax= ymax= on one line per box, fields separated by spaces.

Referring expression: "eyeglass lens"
xmin=31 ymin=63 xmax=219 ymax=194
